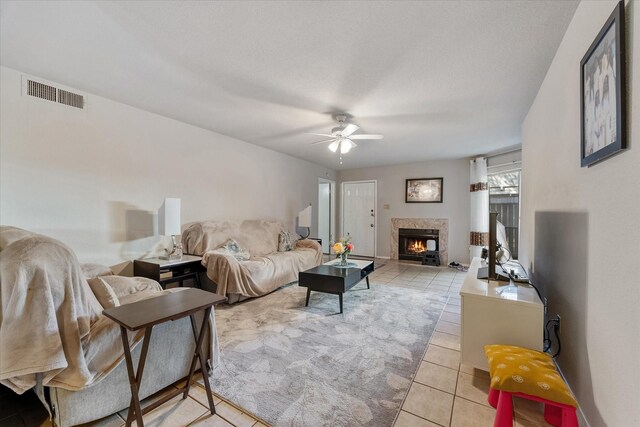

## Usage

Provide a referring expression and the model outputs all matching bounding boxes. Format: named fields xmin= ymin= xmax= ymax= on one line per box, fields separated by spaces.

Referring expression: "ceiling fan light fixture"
xmin=307 ymin=114 xmax=382 ymax=159
xmin=341 ymin=139 xmax=353 ymax=154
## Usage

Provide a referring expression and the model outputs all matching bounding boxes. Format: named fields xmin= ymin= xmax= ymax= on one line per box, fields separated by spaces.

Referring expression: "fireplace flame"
xmin=407 ymin=239 xmax=427 ymax=254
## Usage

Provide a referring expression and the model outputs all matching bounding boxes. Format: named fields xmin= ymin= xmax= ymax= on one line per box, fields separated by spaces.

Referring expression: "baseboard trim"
xmin=555 ymin=362 xmax=590 ymax=427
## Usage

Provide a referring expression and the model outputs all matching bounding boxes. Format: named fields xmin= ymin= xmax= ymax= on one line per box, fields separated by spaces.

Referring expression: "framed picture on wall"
xmin=580 ymin=1 xmax=626 ymax=167
xmin=405 ymin=178 xmax=443 ymax=203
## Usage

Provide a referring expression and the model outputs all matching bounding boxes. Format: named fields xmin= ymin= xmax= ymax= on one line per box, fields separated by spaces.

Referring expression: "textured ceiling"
xmin=0 ymin=1 xmax=578 ymax=170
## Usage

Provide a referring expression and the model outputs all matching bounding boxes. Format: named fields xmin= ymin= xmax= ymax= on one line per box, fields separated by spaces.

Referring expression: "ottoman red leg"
xmin=488 ymin=386 xmax=500 ymax=408
xmin=494 ymin=390 xmax=513 ymax=427
xmin=562 ymin=406 xmax=579 ymax=427
xmin=544 ymin=400 xmax=579 ymax=427
xmin=544 ymin=403 xmax=562 ymax=426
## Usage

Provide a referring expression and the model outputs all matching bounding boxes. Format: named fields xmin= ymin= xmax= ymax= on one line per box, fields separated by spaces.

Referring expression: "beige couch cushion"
xmin=183 ymin=220 xmax=322 ymax=299
xmin=182 ymin=221 xmax=241 ymax=255
xmin=99 ymin=275 xmax=163 ymax=299
xmin=81 ymin=263 xmax=114 ymax=278
xmin=86 ymin=277 xmax=120 ymax=309
xmin=236 ymin=220 xmax=283 ymax=257
xmin=182 ymin=220 xmax=284 ymax=258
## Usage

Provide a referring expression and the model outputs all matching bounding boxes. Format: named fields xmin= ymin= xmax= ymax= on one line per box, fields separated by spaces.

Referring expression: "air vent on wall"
xmin=58 ymin=89 xmax=84 ymax=109
xmin=27 ymin=79 xmax=57 ymax=102
xmin=24 ymin=77 xmax=85 ymax=110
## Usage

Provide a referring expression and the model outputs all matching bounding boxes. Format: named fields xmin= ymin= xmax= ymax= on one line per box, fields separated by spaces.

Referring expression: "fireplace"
xmin=398 ymin=228 xmax=439 ymax=261
xmin=391 ymin=218 xmax=448 ymax=265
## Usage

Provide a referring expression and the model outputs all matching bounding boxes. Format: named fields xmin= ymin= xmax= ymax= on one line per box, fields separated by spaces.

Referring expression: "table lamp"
xmin=298 ymin=205 xmax=312 ymax=239
xmin=159 ymin=197 xmax=182 ymax=260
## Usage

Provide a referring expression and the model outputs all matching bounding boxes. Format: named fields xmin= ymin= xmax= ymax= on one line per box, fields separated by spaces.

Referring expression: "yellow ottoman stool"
xmin=484 ymin=344 xmax=578 ymax=427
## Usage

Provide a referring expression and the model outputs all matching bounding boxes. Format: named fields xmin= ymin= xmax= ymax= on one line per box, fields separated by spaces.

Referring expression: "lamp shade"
xmin=298 ymin=205 xmax=312 ymax=228
xmin=159 ymin=197 xmax=181 ymax=236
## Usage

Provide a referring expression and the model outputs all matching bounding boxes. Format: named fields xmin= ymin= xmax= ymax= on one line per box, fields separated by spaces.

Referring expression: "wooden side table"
xmin=103 ymin=289 xmax=226 ymax=427
xmin=133 ymin=255 xmax=205 ymax=289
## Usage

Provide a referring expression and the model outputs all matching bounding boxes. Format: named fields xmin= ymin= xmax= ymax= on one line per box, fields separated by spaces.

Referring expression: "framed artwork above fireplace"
xmin=405 ymin=178 xmax=443 ymax=203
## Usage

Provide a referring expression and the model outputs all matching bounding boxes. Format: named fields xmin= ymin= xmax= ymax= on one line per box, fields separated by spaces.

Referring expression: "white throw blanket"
xmin=182 ymin=220 xmax=323 ymax=298
xmin=0 ymin=227 xmax=219 ymax=394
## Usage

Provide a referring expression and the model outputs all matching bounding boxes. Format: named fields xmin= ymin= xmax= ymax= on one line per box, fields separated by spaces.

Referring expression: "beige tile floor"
xmin=2 ymin=259 xmax=549 ymax=427
xmin=374 ymin=261 xmax=548 ymax=427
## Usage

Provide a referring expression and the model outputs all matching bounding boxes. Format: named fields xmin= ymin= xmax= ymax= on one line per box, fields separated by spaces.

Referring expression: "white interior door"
xmin=342 ymin=181 xmax=376 ymax=257
xmin=318 ymin=181 xmax=332 ymax=253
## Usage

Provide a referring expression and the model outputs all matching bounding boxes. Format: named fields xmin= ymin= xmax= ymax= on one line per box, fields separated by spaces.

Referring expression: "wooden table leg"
xmin=125 ymin=327 xmax=153 ymax=427
xmin=120 ymin=326 xmax=149 ymax=427
xmin=339 ymin=293 xmax=343 ymax=314
xmin=305 ymin=288 xmax=311 ymax=306
xmin=366 ymin=276 xmax=370 ymax=289
xmin=185 ymin=308 xmax=216 ymax=415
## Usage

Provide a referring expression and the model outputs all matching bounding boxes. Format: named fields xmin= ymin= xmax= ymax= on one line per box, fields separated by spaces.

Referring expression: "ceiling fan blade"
xmin=350 ymin=134 xmax=384 ymax=140
xmin=340 ymin=123 xmax=360 ymax=136
xmin=304 ymin=132 xmax=334 ymax=137
xmin=310 ymin=138 xmax=337 ymax=145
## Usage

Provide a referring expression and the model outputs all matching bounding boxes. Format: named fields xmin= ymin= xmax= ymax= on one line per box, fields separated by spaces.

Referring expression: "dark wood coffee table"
xmin=299 ymin=259 xmax=374 ymax=313
xmin=103 ymin=289 xmax=226 ymax=426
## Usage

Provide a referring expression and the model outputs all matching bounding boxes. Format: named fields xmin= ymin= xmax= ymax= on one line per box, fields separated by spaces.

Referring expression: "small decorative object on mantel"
xmin=580 ymin=0 xmax=626 ymax=167
xmin=405 ymin=178 xmax=443 ymax=203
xmin=333 ymin=236 xmax=354 ymax=266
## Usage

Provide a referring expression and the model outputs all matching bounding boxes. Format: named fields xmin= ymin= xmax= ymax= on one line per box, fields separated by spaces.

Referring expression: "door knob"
xmin=370 ymin=224 xmax=374 ymax=227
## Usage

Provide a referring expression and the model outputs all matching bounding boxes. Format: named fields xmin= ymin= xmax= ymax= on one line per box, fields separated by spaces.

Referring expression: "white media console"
xmin=460 ymin=257 xmax=544 ymax=370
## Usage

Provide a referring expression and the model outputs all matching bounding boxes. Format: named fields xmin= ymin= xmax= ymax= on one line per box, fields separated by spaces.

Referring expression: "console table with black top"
xmin=298 ymin=259 xmax=374 ymax=313
xmin=133 ymin=255 xmax=205 ymax=289
xmin=103 ymin=289 xmax=226 ymax=427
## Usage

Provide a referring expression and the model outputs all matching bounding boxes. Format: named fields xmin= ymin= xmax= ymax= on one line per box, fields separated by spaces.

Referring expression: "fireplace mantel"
xmin=391 ymin=218 xmax=449 ymax=265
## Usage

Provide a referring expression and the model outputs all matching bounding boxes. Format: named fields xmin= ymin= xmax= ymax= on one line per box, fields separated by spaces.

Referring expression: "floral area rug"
xmin=208 ymin=282 xmax=445 ymax=427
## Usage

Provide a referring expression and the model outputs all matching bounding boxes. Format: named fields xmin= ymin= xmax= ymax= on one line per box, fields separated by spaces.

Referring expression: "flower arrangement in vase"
xmin=333 ymin=236 xmax=354 ymax=266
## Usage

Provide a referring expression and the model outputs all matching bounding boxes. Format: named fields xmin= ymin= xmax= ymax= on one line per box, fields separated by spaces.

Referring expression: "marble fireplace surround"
xmin=391 ymin=218 xmax=449 ymax=265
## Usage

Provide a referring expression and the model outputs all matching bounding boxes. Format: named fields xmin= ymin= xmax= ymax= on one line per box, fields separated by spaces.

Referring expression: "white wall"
xmin=0 ymin=66 xmax=336 ymax=271
xmin=337 ymin=159 xmax=470 ymax=263
xmin=520 ymin=1 xmax=639 ymax=425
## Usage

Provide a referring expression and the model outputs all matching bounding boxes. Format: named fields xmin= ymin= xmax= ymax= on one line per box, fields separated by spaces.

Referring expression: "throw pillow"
xmin=278 ymin=231 xmax=298 ymax=252
xmin=87 ymin=277 xmax=120 ymax=309
xmin=219 ymin=238 xmax=251 ymax=261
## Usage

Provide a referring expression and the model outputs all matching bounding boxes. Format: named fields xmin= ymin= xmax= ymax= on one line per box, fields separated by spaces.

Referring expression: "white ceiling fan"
xmin=305 ymin=114 xmax=383 ymax=154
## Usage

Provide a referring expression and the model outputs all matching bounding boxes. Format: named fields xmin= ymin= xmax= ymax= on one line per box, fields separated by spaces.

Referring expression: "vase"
xmin=340 ymin=252 xmax=348 ymax=266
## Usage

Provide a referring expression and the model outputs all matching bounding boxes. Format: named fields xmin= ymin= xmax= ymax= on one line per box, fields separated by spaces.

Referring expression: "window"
xmin=488 ymin=170 xmax=520 ymax=259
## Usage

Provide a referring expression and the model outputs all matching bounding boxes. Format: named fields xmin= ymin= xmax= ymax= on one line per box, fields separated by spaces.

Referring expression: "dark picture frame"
xmin=580 ymin=1 xmax=626 ymax=167
xmin=405 ymin=178 xmax=443 ymax=203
